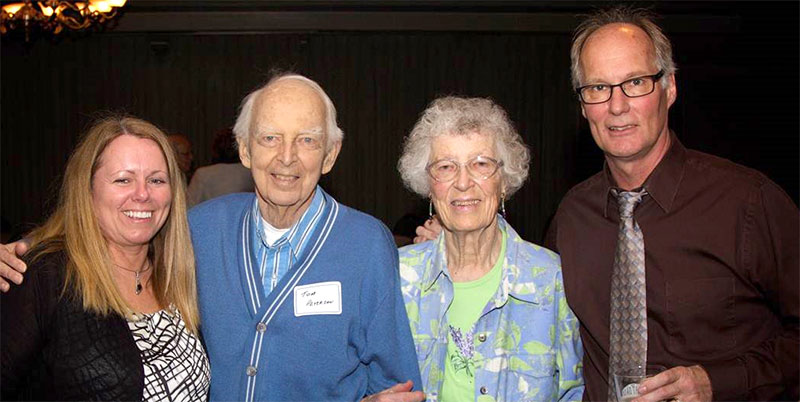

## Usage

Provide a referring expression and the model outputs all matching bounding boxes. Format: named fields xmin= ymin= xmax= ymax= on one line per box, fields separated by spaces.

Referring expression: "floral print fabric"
xmin=399 ymin=217 xmax=584 ymax=402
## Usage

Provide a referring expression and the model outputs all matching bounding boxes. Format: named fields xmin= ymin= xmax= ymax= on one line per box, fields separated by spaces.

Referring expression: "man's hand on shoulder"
xmin=413 ymin=217 xmax=442 ymax=244
xmin=362 ymin=381 xmax=425 ymax=402
xmin=635 ymin=365 xmax=712 ymax=402
xmin=0 ymin=240 xmax=30 ymax=292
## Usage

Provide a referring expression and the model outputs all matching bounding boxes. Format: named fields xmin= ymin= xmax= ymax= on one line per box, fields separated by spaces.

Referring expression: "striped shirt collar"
xmin=250 ymin=186 xmax=326 ymax=256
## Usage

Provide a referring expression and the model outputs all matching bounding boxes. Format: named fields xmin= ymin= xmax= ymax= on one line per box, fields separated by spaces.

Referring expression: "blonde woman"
xmin=1 ymin=116 xmax=209 ymax=400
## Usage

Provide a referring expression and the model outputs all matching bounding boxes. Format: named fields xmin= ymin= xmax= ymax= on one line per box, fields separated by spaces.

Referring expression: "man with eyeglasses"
xmin=545 ymin=6 xmax=799 ymax=402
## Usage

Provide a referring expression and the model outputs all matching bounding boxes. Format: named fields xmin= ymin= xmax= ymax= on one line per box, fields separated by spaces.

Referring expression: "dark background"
xmin=2 ymin=1 xmax=798 ymax=243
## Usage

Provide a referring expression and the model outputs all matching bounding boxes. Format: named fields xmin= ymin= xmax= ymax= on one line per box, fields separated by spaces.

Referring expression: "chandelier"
xmin=1 ymin=0 xmax=127 ymax=41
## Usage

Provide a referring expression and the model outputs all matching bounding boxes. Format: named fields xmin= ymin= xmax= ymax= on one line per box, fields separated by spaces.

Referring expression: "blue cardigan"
xmin=189 ymin=190 xmax=422 ymax=401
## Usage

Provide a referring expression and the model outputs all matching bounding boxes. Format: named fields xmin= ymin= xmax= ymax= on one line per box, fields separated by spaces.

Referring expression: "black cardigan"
xmin=1 ymin=250 xmax=144 ymax=401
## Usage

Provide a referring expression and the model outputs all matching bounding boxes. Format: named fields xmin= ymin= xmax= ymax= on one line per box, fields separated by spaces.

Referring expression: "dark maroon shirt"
xmin=545 ymin=136 xmax=799 ymax=401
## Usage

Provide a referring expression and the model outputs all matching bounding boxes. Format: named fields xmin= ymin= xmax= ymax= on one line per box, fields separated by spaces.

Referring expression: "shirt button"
xmin=256 ymin=322 xmax=267 ymax=333
xmin=246 ymin=365 xmax=257 ymax=376
xmin=480 ymin=386 xmax=488 ymax=394
xmin=478 ymin=333 xmax=487 ymax=342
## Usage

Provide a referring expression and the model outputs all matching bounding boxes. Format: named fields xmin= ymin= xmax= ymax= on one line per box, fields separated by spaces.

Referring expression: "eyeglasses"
xmin=426 ymin=156 xmax=503 ymax=182
xmin=576 ymin=70 xmax=665 ymax=104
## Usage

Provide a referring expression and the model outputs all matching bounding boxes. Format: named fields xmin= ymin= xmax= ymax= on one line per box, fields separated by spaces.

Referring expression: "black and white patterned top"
xmin=128 ymin=307 xmax=210 ymax=401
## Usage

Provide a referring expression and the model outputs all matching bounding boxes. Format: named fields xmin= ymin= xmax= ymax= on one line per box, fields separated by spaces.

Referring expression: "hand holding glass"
xmin=613 ymin=364 xmax=667 ymax=402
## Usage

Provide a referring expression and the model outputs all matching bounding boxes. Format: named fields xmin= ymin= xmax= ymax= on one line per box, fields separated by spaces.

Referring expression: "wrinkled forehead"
xmin=252 ymin=79 xmax=327 ymax=131
xmin=579 ymin=23 xmax=658 ymax=80
xmin=585 ymin=23 xmax=655 ymax=58
xmin=430 ymin=130 xmax=498 ymax=158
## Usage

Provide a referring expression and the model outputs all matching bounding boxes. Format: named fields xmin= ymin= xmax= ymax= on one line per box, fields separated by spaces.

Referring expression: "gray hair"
xmin=570 ymin=6 xmax=677 ymax=88
xmin=232 ymin=73 xmax=344 ymax=150
xmin=398 ymin=96 xmax=530 ymax=198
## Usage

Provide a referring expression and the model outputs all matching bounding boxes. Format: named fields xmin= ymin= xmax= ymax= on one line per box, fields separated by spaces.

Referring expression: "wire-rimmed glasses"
xmin=426 ymin=156 xmax=503 ymax=182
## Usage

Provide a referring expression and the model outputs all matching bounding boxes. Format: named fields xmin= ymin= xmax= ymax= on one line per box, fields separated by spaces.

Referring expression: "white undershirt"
xmin=261 ymin=216 xmax=290 ymax=246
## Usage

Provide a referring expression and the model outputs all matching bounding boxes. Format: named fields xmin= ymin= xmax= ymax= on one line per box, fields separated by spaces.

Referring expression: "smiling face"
xmin=429 ymin=133 xmax=503 ymax=234
xmin=92 ymin=135 xmax=172 ymax=253
xmin=239 ymin=79 xmax=340 ymax=227
xmin=579 ymin=23 xmax=676 ymax=165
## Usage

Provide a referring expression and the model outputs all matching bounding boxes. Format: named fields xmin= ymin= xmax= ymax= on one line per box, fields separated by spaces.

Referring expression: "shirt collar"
xmin=250 ymin=186 xmax=326 ymax=253
xmin=420 ymin=228 xmax=449 ymax=291
xmin=495 ymin=221 xmax=541 ymax=305
xmin=603 ymin=131 xmax=686 ymax=217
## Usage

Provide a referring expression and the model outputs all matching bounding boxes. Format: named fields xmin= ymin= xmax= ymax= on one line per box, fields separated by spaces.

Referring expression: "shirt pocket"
xmin=666 ymin=277 xmax=736 ymax=355
xmin=490 ymin=352 xmax=558 ymax=402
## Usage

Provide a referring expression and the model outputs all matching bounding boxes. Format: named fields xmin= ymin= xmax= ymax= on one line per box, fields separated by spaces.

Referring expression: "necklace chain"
xmin=114 ymin=261 xmax=152 ymax=295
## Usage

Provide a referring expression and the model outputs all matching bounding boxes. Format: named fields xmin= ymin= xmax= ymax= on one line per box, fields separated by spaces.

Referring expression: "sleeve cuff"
xmin=702 ymin=357 xmax=747 ymax=401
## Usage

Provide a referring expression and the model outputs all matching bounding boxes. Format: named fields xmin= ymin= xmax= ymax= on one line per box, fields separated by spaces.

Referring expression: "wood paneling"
xmin=2 ymin=1 xmax=797 ymax=242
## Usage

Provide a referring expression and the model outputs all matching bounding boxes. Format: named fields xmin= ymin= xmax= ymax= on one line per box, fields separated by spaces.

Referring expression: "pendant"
xmin=135 ymin=271 xmax=142 ymax=295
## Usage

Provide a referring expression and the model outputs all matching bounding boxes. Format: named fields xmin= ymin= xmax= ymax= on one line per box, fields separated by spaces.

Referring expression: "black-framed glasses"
xmin=576 ymin=70 xmax=665 ymax=104
xmin=426 ymin=156 xmax=503 ymax=182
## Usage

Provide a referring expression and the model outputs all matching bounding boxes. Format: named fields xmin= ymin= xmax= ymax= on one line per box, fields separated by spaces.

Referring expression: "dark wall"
xmin=2 ymin=2 xmax=797 ymax=243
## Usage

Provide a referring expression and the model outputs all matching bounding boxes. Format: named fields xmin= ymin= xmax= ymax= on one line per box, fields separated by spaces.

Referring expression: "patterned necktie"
xmin=608 ymin=188 xmax=648 ymax=400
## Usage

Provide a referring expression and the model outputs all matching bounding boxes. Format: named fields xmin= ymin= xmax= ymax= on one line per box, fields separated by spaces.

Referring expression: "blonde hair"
xmin=27 ymin=115 xmax=200 ymax=334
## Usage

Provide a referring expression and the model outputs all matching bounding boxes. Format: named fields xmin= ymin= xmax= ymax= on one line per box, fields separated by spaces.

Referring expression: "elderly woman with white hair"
xmin=397 ymin=96 xmax=584 ymax=401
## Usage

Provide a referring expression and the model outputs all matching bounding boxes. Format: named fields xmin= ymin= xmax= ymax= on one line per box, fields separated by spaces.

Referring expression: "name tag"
xmin=293 ymin=281 xmax=342 ymax=317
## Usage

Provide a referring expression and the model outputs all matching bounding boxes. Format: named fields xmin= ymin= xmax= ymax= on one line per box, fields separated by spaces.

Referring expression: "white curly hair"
xmin=398 ymin=96 xmax=530 ymax=198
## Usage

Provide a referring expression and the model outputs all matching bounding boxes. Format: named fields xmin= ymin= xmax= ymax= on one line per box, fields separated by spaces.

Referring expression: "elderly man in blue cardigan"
xmin=189 ymin=74 xmax=423 ymax=401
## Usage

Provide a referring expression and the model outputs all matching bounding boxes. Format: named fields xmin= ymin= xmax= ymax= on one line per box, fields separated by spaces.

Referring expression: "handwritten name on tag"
xmin=293 ymin=281 xmax=342 ymax=317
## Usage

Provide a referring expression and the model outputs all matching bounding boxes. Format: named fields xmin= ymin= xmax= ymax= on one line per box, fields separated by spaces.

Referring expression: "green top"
xmin=440 ymin=227 xmax=507 ymax=402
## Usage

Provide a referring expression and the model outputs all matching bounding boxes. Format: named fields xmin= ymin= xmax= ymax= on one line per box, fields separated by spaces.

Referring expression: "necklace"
xmin=114 ymin=261 xmax=152 ymax=295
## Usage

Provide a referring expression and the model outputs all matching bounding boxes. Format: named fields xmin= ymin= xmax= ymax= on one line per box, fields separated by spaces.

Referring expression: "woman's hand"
xmin=413 ymin=217 xmax=442 ymax=244
xmin=0 ymin=240 xmax=29 ymax=292
xmin=362 ymin=381 xmax=425 ymax=402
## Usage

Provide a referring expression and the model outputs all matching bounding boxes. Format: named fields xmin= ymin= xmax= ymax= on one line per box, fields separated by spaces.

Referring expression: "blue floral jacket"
xmin=399 ymin=217 xmax=584 ymax=401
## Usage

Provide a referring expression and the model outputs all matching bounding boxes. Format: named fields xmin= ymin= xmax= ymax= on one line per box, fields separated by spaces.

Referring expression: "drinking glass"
xmin=613 ymin=364 xmax=667 ymax=402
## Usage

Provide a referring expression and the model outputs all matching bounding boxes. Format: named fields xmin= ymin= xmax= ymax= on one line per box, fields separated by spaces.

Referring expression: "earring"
xmin=500 ymin=193 xmax=506 ymax=218
xmin=429 ymin=199 xmax=434 ymax=219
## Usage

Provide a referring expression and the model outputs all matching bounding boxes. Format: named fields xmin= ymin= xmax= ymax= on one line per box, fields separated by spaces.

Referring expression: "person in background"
xmin=186 ymin=127 xmax=254 ymax=207
xmin=397 ymin=96 xmax=584 ymax=401
xmin=168 ymin=134 xmax=195 ymax=181
xmin=1 ymin=116 xmax=209 ymax=400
